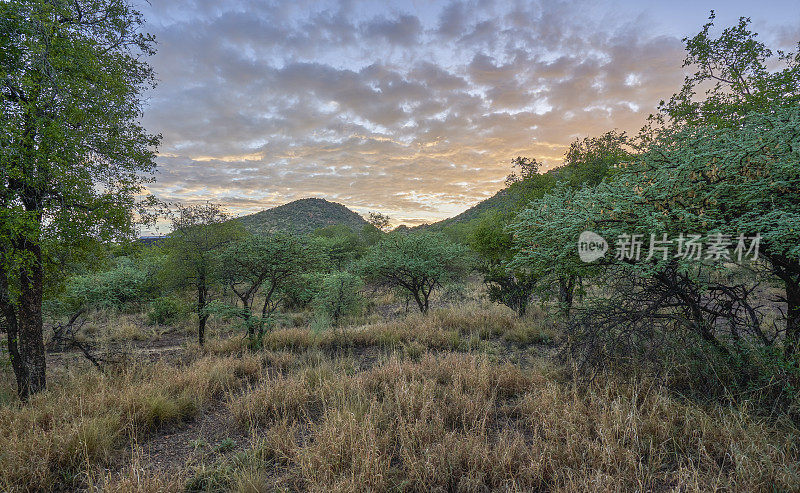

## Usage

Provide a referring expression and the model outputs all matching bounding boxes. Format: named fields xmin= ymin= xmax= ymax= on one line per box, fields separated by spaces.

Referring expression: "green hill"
xmin=236 ymin=198 xmax=369 ymax=235
xmin=413 ymin=189 xmax=511 ymax=232
xmin=414 ymin=164 xmax=586 ymax=233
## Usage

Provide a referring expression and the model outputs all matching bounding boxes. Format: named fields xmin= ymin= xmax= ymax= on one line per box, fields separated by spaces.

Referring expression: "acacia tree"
xmin=0 ymin=0 xmax=159 ymax=399
xmin=217 ymin=233 xmax=312 ymax=341
xmin=639 ymin=107 xmax=800 ymax=354
xmin=361 ymin=232 xmax=469 ymax=314
xmin=512 ymin=17 xmax=800 ymax=366
xmin=653 ymin=13 xmax=800 ymax=353
xmin=162 ymin=203 xmax=243 ymax=346
xmin=657 ymin=12 xmax=800 ymax=129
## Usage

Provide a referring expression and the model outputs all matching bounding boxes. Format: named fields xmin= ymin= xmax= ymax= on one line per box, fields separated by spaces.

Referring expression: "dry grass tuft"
xmin=212 ymin=352 xmax=800 ymax=492
xmin=0 ymin=355 xmax=261 ymax=491
xmin=257 ymin=301 xmax=549 ymax=354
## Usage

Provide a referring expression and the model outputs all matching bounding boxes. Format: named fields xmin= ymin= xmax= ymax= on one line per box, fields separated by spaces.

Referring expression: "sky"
xmin=137 ymin=0 xmax=800 ymax=228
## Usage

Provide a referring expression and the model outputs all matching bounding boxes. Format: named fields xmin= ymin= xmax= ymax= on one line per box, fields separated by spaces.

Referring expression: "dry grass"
xmin=0 ymin=355 xmax=261 ymax=491
xmin=206 ymin=352 xmax=800 ymax=492
xmin=255 ymin=301 xmax=549 ymax=353
xmin=3 ymin=297 xmax=799 ymax=492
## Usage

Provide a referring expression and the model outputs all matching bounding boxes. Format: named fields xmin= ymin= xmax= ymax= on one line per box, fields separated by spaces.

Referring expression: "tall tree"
xmin=469 ymin=211 xmax=538 ymax=317
xmin=0 ymin=0 xmax=158 ymax=399
xmin=162 ymin=203 xmax=243 ymax=346
xmin=657 ymin=12 xmax=800 ymax=128
xmin=367 ymin=212 xmax=392 ymax=232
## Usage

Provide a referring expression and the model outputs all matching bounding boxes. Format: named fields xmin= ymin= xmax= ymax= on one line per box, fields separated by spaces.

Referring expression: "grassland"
xmin=1 ymin=292 xmax=798 ymax=492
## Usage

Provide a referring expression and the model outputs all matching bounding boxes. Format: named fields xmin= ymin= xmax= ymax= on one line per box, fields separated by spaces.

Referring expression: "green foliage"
xmin=367 ymin=212 xmax=392 ymax=232
xmin=509 ymin=26 xmax=800 ymax=406
xmin=314 ymin=271 xmax=364 ymax=326
xmin=0 ymin=0 xmax=160 ymax=268
xmin=309 ymin=226 xmax=367 ymax=269
xmin=147 ymin=296 xmax=187 ymax=326
xmin=469 ymin=211 xmax=537 ymax=316
xmin=361 ymin=232 xmax=470 ymax=313
xmin=504 ymin=156 xmax=541 ymax=185
xmin=160 ymin=202 xmax=244 ymax=344
xmin=559 ymin=130 xmax=631 ymax=187
xmin=161 ymin=204 xmax=245 ymax=288
xmin=658 ymin=11 xmax=800 ymax=128
xmin=419 ymin=133 xmax=625 ymax=236
xmin=217 ymin=233 xmax=318 ymax=340
xmin=1 ymin=0 xmax=159 ymax=398
xmin=282 ymin=272 xmax=325 ymax=311
xmin=63 ymin=257 xmax=152 ymax=311
xmin=467 ymin=132 xmax=627 ymax=315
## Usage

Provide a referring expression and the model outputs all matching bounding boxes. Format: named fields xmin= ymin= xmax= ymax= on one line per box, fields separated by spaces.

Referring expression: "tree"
xmin=162 ymin=203 xmax=243 ymax=346
xmin=638 ymin=106 xmax=800 ymax=354
xmin=367 ymin=212 xmax=392 ymax=232
xmin=651 ymin=13 xmax=800 ymax=353
xmin=469 ymin=212 xmax=537 ymax=316
xmin=360 ymin=232 xmax=469 ymax=314
xmin=505 ymin=156 xmax=540 ymax=185
xmin=0 ymin=0 xmax=159 ymax=399
xmin=658 ymin=12 xmax=800 ymax=128
xmin=310 ymin=225 xmax=366 ymax=269
xmin=217 ymin=233 xmax=313 ymax=341
xmin=510 ymin=184 xmax=601 ymax=316
xmin=481 ymin=131 xmax=625 ymax=316
xmin=560 ymin=130 xmax=631 ymax=187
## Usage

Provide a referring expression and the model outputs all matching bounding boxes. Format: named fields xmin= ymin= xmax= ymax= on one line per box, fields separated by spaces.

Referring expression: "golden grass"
xmin=212 ymin=352 xmax=800 ymax=492
xmin=3 ymin=297 xmax=799 ymax=492
xmin=0 ymin=355 xmax=261 ymax=491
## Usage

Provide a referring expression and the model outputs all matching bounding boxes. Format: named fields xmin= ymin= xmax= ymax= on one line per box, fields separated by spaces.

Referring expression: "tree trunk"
xmin=15 ymin=242 xmax=46 ymax=400
xmin=412 ymin=289 xmax=427 ymax=314
xmin=197 ymin=281 xmax=207 ymax=346
xmin=198 ymin=314 xmax=208 ymax=346
xmin=1 ymin=267 xmax=27 ymax=399
xmin=558 ymin=276 xmax=575 ymax=317
xmin=786 ymin=278 xmax=800 ymax=356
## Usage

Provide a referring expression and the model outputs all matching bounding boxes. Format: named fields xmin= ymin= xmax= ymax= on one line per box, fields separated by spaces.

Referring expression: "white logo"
xmin=578 ymin=231 xmax=607 ymax=262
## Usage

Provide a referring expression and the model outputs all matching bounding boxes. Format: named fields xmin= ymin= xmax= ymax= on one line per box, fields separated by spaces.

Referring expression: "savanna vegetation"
xmin=1 ymin=2 xmax=799 ymax=492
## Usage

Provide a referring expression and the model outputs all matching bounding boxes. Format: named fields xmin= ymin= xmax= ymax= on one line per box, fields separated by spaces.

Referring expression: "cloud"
xmin=363 ymin=14 xmax=422 ymax=46
xmin=137 ymin=0 xmax=795 ymax=227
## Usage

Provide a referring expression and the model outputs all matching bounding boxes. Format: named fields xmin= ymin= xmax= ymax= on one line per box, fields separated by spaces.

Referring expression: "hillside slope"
xmin=413 ymin=189 xmax=510 ymax=231
xmin=236 ymin=198 xmax=369 ymax=235
xmin=415 ymin=165 xmax=573 ymax=232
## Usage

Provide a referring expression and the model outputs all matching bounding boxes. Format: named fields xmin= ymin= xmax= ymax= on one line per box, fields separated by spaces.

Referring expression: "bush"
xmin=313 ymin=272 xmax=364 ymax=326
xmin=283 ymin=272 xmax=324 ymax=311
xmin=63 ymin=257 xmax=152 ymax=310
xmin=147 ymin=296 xmax=187 ymax=326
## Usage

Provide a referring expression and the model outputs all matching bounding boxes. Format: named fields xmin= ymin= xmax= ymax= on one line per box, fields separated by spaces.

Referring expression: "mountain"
xmin=414 ymin=165 xmax=573 ymax=232
xmin=413 ymin=189 xmax=511 ymax=231
xmin=235 ymin=198 xmax=369 ymax=235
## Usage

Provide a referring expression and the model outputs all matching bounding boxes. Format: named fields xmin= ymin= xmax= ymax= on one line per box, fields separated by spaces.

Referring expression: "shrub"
xmin=147 ymin=296 xmax=188 ymax=326
xmin=314 ymin=272 xmax=364 ymax=326
xmin=63 ymin=257 xmax=152 ymax=310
